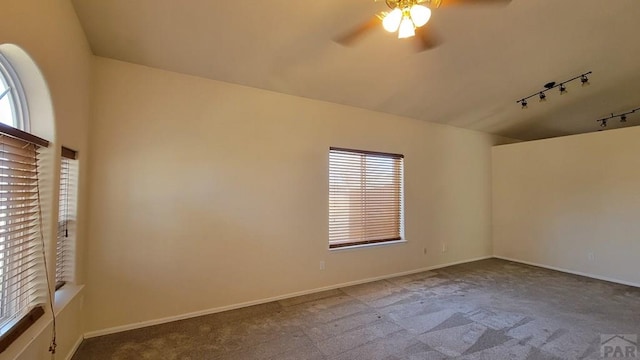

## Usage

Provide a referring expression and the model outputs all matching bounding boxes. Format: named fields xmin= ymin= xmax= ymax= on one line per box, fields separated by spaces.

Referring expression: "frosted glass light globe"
xmin=397 ymin=16 xmax=416 ymax=38
xmin=410 ymin=5 xmax=431 ymax=27
xmin=383 ymin=8 xmax=403 ymax=32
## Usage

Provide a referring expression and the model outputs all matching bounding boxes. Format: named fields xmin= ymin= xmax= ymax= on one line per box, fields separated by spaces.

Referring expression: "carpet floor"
xmin=72 ymin=259 xmax=640 ymax=359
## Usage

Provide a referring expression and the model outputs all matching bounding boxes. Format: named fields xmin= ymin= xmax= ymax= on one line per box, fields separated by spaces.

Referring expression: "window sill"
xmin=328 ymin=239 xmax=407 ymax=251
xmin=0 ymin=285 xmax=84 ymax=357
xmin=0 ymin=306 xmax=44 ymax=353
xmin=54 ymin=284 xmax=84 ymax=316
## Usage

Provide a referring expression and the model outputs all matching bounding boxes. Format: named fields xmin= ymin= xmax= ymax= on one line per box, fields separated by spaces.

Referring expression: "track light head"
xmin=581 ymin=74 xmax=590 ymax=86
xmin=620 ymin=114 xmax=627 ymax=122
xmin=539 ymin=92 xmax=547 ymax=102
xmin=559 ymin=84 xmax=567 ymax=94
xmin=600 ymin=119 xmax=608 ymax=127
xmin=521 ymin=99 xmax=528 ymax=109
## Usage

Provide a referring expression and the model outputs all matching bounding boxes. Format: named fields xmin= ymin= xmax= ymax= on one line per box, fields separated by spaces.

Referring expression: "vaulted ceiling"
xmin=71 ymin=0 xmax=640 ymax=140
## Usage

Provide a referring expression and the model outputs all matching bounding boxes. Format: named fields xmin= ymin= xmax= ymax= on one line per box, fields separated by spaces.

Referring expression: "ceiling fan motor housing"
xmin=385 ymin=0 xmax=442 ymax=10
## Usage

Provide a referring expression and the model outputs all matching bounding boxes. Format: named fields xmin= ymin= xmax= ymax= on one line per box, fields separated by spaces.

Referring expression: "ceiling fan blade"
xmin=440 ymin=0 xmax=511 ymax=6
xmin=334 ymin=16 xmax=381 ymax=46
xmin=414 ymin=24 xmax=441 ymax=52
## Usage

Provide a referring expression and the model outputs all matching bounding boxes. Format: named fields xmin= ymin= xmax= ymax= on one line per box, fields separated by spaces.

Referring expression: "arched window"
xmin=0 ymin=53 xmax=28 ymax=130
xmin=0 ymin=46 xmax=51 ymax=353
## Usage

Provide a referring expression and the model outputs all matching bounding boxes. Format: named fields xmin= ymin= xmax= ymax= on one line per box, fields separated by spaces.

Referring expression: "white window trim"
xmin=0 ymin=53 xmax=29 ymax=131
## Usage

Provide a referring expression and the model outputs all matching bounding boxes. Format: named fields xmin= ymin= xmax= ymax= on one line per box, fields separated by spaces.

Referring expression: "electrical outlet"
xmin=320 ymin=260 xmax=325 ymax=270
xmin=588 ymin=252 xmax=595 ymax=262
xmin=442 ymin=243 xmax=447 ymax=253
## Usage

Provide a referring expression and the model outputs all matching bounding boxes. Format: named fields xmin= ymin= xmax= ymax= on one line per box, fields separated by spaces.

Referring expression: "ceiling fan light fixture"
xmin=382 ymin=8 xmax=403 ymax=32
xmin=397 ymin=15 xmax=416 ymax=38
xmin=410 ymin=5 xmax=431 ymax=27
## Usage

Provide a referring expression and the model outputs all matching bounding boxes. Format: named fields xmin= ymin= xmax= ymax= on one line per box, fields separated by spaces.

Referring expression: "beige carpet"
xmin=72 ymin=259 xmax=640 ymax=359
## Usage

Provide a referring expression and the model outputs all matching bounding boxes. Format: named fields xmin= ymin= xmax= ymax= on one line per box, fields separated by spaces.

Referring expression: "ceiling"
xmin=71 ymin=0 xmax=640 ymax=140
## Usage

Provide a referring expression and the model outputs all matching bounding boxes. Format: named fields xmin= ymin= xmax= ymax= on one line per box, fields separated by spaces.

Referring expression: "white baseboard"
xmin=494 ymin=255 xmax=640 ymax=288
xmin=65 ymin=335 xmax=84 ymax=360
xmin=84 ymin=255 xmax=492 ymax=338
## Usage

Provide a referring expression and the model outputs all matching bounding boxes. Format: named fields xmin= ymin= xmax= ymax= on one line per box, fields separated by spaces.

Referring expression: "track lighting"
xmin=559 ymin=84 xmax=567 ymax=95
xmin=539 ymin=92 xmax=546 ymax=102
xmin=593 ymin=107 xmax=639 ymax=129
xmin=581 ymin=74 xmax=590 ymax=86
xmin=516 ymin=71 xmax=592 ymax=109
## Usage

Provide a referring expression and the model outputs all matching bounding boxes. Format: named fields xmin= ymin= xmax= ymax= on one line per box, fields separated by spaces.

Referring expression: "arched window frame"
xmin=0 ymin=53 xmax=29 ymax=131
xmin=0 ymin=45 xmax=52 ymax=354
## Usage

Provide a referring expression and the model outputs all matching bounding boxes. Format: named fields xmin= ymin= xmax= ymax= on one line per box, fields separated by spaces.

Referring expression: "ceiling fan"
xmin=336 ymin=0 xmax=511 ymax=51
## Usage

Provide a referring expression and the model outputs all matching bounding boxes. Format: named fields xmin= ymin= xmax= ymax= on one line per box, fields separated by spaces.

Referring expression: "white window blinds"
xmin=0 ymin=131 xmax=47 ymax=339
xmin=329 ymin=147 xmax=404 ymax=249
xmin=56 ymin=147 xmax=78 ymax=288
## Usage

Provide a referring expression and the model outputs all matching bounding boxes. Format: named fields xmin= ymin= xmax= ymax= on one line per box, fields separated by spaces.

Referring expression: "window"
xmin=56 ymin=147 xmax=78 ymax=290
xmin=0 ymin=125 xmax=48 ymax=352
xmin=0 ymin=49 xmax=48 ymax=353
xmin=0 ymin=54 xmax=27 ymax=130
xmin=329 ymin=147 xmax=404 ymax=249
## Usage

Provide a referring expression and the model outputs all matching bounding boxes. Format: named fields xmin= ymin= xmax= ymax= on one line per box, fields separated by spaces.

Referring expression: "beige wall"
xmin=86 ymin=57 xmax=498 ymax=333
xmin=493 ymin=126 xmax=640 ymax=286
xmin=0 ymin=1 xmax=91 ymax=359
